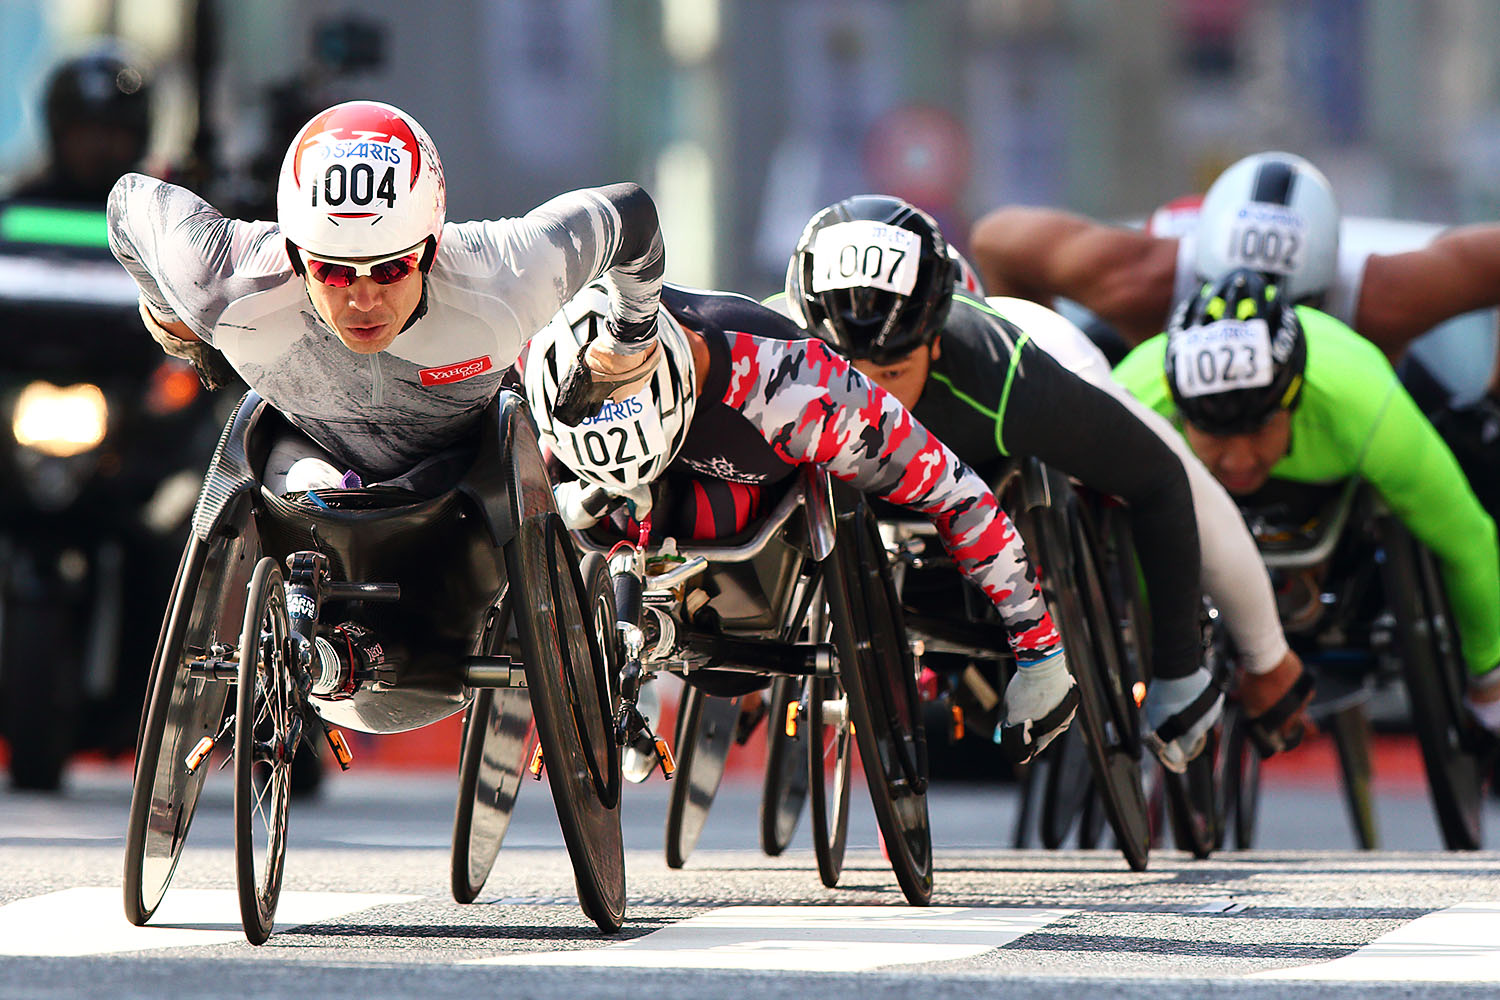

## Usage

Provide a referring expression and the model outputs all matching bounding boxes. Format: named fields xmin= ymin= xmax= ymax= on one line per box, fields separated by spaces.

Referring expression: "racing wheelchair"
xmin=659 ymin=457 xmax=1169 ymax=874
xmin=571 ymin=465 xmax=934 ymax=904
xmin=124 ymin=390 xmax=624 ymax=943
xmin=1216 ymin=479 xmax=1491 ymax=851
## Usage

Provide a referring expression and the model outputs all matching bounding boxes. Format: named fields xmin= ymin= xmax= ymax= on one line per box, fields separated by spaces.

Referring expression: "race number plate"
xmin=810 ymin=220 xmax=921 ymax=295
xmin=1173 ymin=319 xmax=1274 ymax=398
xmin=560 ymin=387 xmax=671 ymax=475
xmin=1222 ymin=203 xmax=1307 ymax=276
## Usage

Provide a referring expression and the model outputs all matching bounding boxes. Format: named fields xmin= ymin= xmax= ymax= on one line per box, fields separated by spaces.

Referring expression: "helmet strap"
xmin=285 ymin=238 xmax=305 ymax=277
xmin=397 ymin=275 xmax=429 ymax=335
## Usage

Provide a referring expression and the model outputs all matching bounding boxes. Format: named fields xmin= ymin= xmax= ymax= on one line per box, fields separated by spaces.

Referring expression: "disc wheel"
xmin=124 ymin=530 xmax=249 ymax=926
xmin=664 ymin=687 xmax=740 ymax=868
xmin=823 ymin=497 xmax=932 ymax=905
xmin=506 ymin=514 xmax=624 ymax=931
xmin=234 ymin=557 xmax=296 ymax=945
xmin=1027 ymin=484 xmax=1152 ymax=872
xmin=807 ymin=674 xmax=853 ymax=887
xmin=451 ymin=596 xmax=535 ymax=904
xmin=1377 ymin=517 xmax=1484 ymax=850
xmin=760 ymin=676 xmax=809 ymax=857
xmin=1163 ymin=733 xmax=1220 ymax=859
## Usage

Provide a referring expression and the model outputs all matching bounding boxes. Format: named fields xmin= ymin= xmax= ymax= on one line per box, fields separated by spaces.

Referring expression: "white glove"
xmin=553 ymin=480 xmax=653 ymax=530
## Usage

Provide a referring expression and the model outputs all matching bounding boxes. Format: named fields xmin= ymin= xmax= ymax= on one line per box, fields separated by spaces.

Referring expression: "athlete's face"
xmin=852 ymin=339 xmax=940 ymax=410
xmin=1184 ymin=409 xmax=1292 ymax=495
xmin=303 ymin=264 xmax=424 ymax=355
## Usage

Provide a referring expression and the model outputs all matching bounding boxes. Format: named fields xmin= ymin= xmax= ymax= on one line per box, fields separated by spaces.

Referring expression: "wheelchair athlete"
xmin=107 ymin=98 xmax=667 ymax=487
xmin=769 ymin=194 xmax=1302 ymax=771
xmin=524 ymin=282 xmax=1074 ymax=766
xmin=1115 ymin=268 xmax=1500 ymax=733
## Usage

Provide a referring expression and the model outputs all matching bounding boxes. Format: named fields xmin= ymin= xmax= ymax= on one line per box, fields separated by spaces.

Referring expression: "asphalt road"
xmin=2 ymin=764 xmax=1498 ymax=999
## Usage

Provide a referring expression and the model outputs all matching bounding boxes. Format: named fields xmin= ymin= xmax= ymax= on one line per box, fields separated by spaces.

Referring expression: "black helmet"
xmin=43 ymin=45 xmax=152 ymax=154
xmin=1166 ymin=268 xmax=1306 ymax=435
xmin=786 ymin=194 xmax=956 ymax=365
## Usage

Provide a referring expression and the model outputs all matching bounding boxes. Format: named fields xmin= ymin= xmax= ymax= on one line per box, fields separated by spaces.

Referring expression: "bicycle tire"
xmin=808 ymin=674 xmax=853 ymax=887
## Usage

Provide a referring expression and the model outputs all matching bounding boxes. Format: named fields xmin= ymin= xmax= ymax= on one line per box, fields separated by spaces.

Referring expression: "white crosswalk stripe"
xmin=0 ymin=888 xmax=414 ymax=957
xmin=472 ymin=905 xmax=1075 ymax=971
xmin=1253 ymin=901 xmax=1500 ymax=982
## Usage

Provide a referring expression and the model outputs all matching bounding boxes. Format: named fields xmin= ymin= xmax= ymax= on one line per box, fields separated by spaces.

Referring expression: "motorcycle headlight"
xmin=12 ymin=380 xmax=108 ymax=457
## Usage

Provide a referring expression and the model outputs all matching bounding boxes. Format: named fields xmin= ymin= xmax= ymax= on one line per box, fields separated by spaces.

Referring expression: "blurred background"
xmin=5 ymin=0 xmax=1500 ymax=296
xmin=2 ymin=0 xmax=1500 ymax=793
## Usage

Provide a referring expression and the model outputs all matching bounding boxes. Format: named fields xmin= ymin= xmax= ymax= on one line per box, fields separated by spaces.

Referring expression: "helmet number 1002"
xmin=1226 ymin=224 xmax=1301 ymax=275
xmin=311 ymin=163 xmax=398 ymax=209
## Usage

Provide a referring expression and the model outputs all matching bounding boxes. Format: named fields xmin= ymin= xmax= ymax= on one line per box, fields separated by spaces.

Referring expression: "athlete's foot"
xmin=1144 ymin=667 xmax=1224 ymax=773
xmin=995 ymin=652 xmax=1078 ymax=765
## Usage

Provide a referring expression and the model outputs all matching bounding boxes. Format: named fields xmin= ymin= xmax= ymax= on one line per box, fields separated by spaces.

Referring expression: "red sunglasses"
xmin=301 ymin=245 xmax=423 ymax=288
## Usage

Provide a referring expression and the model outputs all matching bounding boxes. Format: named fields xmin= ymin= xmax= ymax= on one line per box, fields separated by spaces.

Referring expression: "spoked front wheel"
xmin=507 ymin=514 xmax=625 ymax=931
xmin=124 ymin=529 xmax=251 ymax=926
xmin=234 ymin=557 xmax=296 ymax=945
xmin=807 ymin=674 xmax=853 ymax=887
xmin=824 ymin=496 xmax=932 ymax=905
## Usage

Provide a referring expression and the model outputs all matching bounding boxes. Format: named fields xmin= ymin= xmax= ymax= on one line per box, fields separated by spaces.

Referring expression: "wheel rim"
xmin=235 ymin=560 xmax=293 ymax=943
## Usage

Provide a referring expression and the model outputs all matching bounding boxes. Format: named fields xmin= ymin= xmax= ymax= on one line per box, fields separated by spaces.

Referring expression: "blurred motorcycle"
xmin=0 ymin=200 xmax=221 ymax=789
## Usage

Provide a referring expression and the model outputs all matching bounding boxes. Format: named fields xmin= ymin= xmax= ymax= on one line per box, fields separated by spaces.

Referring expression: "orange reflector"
xmin=785 ymin=701 xmax=800 ymax=738
xmin=184 ymin=736 xmax=215 ymax=773
xmin=528 ymin=743 xmax=545 ymax=778
xmin=950 ymin=703 xmax=965 ymax=742
xmin=325 ymin=728 xmax=353 ymax=770
xmin=654 ymin=736 xmax=676 ymax=778
xmin=1132 ymin=681 xmax=1147 ymax=707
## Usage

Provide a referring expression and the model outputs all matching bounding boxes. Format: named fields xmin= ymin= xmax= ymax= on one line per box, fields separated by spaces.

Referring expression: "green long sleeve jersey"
xmin=1115 ymin=306 xmax=1500 ymax=677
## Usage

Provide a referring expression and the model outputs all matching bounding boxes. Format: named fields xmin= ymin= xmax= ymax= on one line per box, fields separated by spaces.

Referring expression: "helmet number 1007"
xmin=311 ymin=163 xmax=398 ymax=209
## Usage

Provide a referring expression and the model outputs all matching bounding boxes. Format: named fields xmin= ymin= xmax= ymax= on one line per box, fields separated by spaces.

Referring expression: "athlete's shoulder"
xmin=664 ymin=283 xmax=805 ymax=340
xmin=1295 ymin=304 xmax=1394 ymax=374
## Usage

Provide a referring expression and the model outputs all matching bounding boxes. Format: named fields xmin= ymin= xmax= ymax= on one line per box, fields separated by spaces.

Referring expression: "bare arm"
xmin=969 ymin=206 xmax=1180 ymax=345
xmin=1357 ymin=223 xmax=1500 ymax=358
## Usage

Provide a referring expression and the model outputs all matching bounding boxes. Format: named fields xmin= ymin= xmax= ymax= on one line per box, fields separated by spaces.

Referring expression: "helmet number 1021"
xmin=311 ymin=163 xmax=398 ymax=209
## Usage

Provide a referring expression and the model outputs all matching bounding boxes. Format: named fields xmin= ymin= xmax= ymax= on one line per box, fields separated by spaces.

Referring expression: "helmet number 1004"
xmin=311 ymin=163 xmax=398 ymax=209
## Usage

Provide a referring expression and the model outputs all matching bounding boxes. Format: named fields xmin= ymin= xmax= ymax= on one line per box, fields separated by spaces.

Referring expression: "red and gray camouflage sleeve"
xmin=723 ymin=331 xmax=1061 ymax=663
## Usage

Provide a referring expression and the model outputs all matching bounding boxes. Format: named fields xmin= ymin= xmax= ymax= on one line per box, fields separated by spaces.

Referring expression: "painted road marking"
xmin=474 ymin=905 xmax=1074 ymax=971
xmin=0 ymin=887 xmax=414 ymax=956
xmin=1254 ymin=901 xmax=1500 ymax=982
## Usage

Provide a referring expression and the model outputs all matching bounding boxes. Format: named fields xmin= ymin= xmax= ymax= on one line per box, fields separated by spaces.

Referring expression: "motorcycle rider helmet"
xmin=785 ymin=194 xmax=957 ymax=365
xmin=277 ymin=100 xmax=446 ymax=273
xmin=1195 ymin=151 xmax=1339 ymax=305
xmin=38 ymin=43 xmax=153 ymax=198
xmin=525 ymin=284 xmax=696 ymax=491
xmin=1165 ymin=267 xmax=1307 ymax=435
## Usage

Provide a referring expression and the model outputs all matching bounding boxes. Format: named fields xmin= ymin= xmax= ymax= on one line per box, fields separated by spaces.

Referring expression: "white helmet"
xmin=525 ymin=285 xmax=696 ymax=492
xmin=277 ymin=100 xmax=446 ymax=268
xmin=1195 ymin=151 xmax=1339 ymax=304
